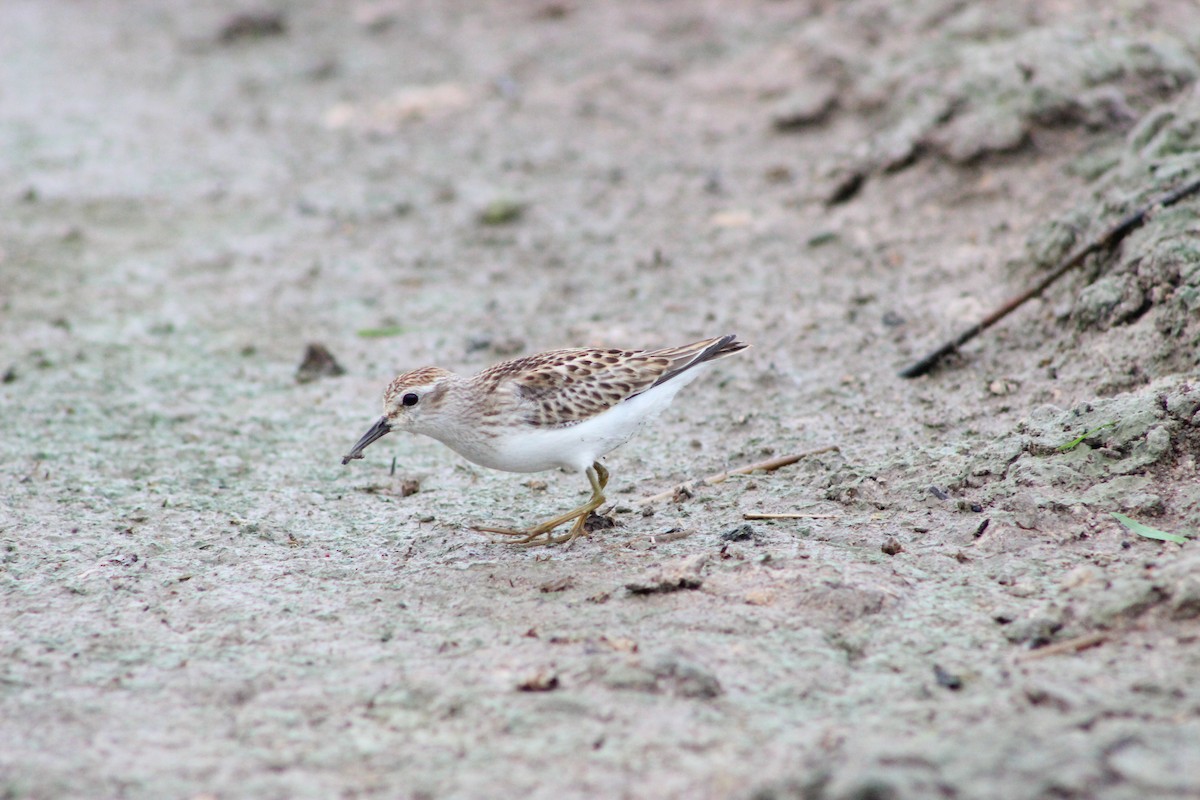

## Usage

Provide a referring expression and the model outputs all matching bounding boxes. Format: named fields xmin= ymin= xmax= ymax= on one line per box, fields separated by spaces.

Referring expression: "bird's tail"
xmin=647 ymin=334 xmax=748 ymax=389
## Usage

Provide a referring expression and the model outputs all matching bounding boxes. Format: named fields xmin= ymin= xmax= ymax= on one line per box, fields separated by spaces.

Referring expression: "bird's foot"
xmin=474 ymin=506 xmax=599 ymax=548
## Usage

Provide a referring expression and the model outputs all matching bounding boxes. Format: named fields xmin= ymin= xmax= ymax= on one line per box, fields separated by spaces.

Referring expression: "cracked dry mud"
xmin=3 ymin=2 xmax=1200 ymax=799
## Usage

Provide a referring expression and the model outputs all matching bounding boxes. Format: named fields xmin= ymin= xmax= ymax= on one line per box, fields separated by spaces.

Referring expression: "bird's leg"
xmin=476 ymin=462 xmax=608 ymax=546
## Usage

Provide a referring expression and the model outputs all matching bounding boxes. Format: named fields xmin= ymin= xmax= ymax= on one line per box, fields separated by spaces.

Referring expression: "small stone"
xmin=933 ymin=664 xmax=963 ymax=690
xmin=988 ymin=378 xmax=1016 ymax=396
xmin=881 ymin=537 xmax=903 ymax=556
xmin=516 ymin=669 xmax=559 ymax=692
xmin=770 ymin=85 xmax=837 ymax=131
xmin=539 ymin=576 xmax=574 ymax=593
xmin=584 ymin=512 xmax=615 ymax=532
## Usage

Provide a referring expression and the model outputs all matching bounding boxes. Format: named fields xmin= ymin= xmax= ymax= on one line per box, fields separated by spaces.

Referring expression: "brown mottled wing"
xmin=480 ymin=348 xmax=668 ymax=427
xmin=478 ymin=335 xmax=746 ymax=428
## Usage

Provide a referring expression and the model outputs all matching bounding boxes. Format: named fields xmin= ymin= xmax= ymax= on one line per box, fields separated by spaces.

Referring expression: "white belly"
xmin=436 ymin=364 xmax=710 ymax=474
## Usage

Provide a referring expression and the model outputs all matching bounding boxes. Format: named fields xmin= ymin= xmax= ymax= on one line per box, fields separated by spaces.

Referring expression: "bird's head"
xmin=341 ymin=366 xmax=456 ymax=465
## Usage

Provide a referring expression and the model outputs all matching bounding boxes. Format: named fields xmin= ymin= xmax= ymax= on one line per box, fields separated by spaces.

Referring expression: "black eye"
xmin=401 ymin=392 xmax=419 ymax=407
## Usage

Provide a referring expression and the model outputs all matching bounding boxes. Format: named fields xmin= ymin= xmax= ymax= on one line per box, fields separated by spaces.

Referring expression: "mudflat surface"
xmin=3 ymin=2 xmax=1200 ymax=798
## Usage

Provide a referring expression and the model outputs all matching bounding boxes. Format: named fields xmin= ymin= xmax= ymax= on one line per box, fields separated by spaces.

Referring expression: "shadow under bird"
xmin=342 ymin=334 xmax=748 ymax=545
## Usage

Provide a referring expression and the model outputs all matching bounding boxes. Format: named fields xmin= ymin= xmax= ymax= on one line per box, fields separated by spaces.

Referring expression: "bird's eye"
xmin=402 ymin=392 xmax=419 ymax=407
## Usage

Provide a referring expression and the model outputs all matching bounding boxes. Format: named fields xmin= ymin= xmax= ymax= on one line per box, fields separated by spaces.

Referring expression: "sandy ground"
xmin=3 ymin=1 xmax=1200 ymax=798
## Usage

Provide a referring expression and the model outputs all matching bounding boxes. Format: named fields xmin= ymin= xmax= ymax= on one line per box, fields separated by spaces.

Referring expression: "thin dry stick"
xmin=743 ymin=512 xmax=841 ymax=520
xmin=635 ymin=445 xmax=840 ymax=506
xmin=1014 ymin=632 xmax=1108 ymax=662
xmin=899 ymin=176 xmax=1200 ymax=379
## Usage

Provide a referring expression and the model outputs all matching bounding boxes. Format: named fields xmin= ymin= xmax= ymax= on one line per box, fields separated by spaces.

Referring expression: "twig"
xmin=743 ymin=512 xmax=840 ymax=520
xmin=899 ymin=176 xmax=1200 ymax=379
xmin=635 ymin=445 xmax=840 ymax=506
xmin=1014 ymin=632 xmax=1108 ymax=662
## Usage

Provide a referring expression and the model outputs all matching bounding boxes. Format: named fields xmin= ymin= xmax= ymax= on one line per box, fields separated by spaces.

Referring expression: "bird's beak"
xmin=342 ymin=417 xmax=391 ymax=465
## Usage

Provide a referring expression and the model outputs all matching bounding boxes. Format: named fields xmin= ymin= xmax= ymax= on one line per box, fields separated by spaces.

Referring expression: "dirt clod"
xmin=625 ymin=555 xmax=708 ymax=595
xmin=295 ymin=342 xmax=346 ymax=383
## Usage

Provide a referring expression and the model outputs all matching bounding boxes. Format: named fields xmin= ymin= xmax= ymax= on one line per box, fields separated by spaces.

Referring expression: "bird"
xmin=341 ymin=334 xmax=748 ymax=546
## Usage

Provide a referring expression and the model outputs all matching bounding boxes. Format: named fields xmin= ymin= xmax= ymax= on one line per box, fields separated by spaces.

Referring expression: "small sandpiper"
xmin=342 ymin=334 xmax=748 ymax=545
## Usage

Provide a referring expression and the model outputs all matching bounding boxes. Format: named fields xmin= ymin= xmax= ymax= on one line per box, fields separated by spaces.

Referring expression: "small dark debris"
xmin=721 ymin=524 xmax=755 ymax=542
xmin=218 ymin=11 xmax=286 ymax=43
xmin=398 ymin=479 xmax=420 ymax=497
xmin=881 ymin=537 xmax=903 ymax=556
xmin=295 ymin=342 xmax=345 ymax=384
xmin=1005 ymin=616 xmax=1062 ymax=648
xmin=970 ymin=503 xmax=984 ymax=513
xmin=638 ymin=248 xmax=671 ymax=270
xmin=2 ymin=366 xmax=15 ymax=384
xmin=881 ymin=310 xmax=906 ymax=327
xmin=928 ymin=485 xmax=949 ymax=501
xmin=540 ymin=576 xmax=574 ymax=593
xmin=974 ymin=518 xmax=991 ymax=538
xmin=534 ymin=2 xmax=571 ymax=20
xmin=825 ymin=168 xmax=865 ymax=205
xmin=763 ymin=165 xmax=792 ymax=184
xmin=933 ymin=664 xmax=963 ymax=691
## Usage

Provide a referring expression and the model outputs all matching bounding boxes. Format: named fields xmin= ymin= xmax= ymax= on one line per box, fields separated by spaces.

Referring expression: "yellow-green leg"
xmin=476 ymin=462 xmax=609 ymax=547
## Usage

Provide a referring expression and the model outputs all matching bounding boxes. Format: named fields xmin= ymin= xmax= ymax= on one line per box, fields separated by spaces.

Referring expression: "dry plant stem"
xmin=899 ymin=176 xmax=1200 ymax=379
xmin=635 ymin=445 xmax=840 ymax=507
xmin=743 ymin=512 xmax=841 ymax=520
xmin=1014 ymin=632 xmax=1108 ymax=662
